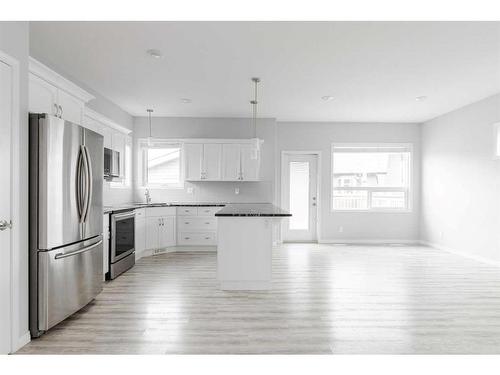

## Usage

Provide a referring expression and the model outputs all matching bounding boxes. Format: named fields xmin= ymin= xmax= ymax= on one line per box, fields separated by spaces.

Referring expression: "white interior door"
xmin=282 ymin=153 xmax=318 ymax=242
xmin=0 ymin=59 xmax=13 ymax=354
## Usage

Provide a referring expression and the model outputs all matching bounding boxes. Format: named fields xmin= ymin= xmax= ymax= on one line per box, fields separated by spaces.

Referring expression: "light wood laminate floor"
xmin=17 ymin=244 xmax=500 ymax=354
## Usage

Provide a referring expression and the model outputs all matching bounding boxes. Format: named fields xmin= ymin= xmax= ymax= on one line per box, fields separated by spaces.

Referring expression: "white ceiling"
xmin=29 ymin=21 xmax=500 ymax=122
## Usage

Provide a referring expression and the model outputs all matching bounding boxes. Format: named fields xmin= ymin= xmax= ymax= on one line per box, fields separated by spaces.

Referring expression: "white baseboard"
xmin=318 ymin=239 xmax=420 ymax=245
xmin=12 ymin=331 xmax=30 ymax=353
xmin=420 ymin=240 xmax=500 ymax=267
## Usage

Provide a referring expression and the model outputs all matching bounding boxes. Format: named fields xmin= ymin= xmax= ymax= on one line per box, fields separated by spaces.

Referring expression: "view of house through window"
xmin=332 ymin=144 xmax=411 ymax=211
xmin=143 ymin=144 xmax=182 ymax=186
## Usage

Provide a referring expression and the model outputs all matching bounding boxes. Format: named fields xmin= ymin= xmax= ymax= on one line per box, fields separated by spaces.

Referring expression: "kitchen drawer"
xmin=177 ymin=232 xmax=217 ymax=246
xmin=176 ymin=207 xmax=199 ymax=216
xmin=178 ymin=217 xmax=217 ymax=231
xmin=197 ymin=206 xmax=222 ymax=216
xmin=145 ymin=207 xmax=176 ymax=217
xmin=134 ymin=208 xmax=146 ymax=218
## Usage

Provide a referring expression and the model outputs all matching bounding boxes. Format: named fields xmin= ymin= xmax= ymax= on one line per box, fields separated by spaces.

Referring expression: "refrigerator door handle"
xmin=82 ymin=145 xmax=93 ymax=223
xmin=76 ymin=146 xmax=86 ymax=222
xmin=54 ymin=239 xmax=103 ymax=259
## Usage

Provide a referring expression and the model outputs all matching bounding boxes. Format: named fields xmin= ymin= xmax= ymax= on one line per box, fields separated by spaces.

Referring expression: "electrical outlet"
xmin=338 ymin=226 xmax=344 ymax=233
xmin=439 ymin=231 xmax=444 ymax=239
xmin=235 ymin=188 xmax=240 ymax=195
xmin=186 ymin=187 xmax=194 ymax=194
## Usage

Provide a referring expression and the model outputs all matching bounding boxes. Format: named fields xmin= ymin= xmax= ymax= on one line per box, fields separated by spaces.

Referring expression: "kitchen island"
xmin=215 ymin=203 xmax=291 ymax=290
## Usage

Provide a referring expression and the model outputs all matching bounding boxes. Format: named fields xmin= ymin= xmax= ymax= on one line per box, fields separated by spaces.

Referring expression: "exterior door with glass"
xmin=282 ymin=153 xmax=318 ymax=242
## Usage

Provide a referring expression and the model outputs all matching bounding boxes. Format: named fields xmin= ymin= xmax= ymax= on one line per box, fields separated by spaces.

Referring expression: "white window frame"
xmin=139 ymin=139 xmax=184 ymax=189
xmin=331 ymin=142 xmax=413 ymax=213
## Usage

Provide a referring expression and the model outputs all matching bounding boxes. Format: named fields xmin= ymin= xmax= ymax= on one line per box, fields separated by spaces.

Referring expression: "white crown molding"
xmin=136 ymin=137 xmax=264 ymax=144
xmin=84 ymin=107 xmax=132 ymax=135
xmin=29 ymin=57 xmax=95 ymax=103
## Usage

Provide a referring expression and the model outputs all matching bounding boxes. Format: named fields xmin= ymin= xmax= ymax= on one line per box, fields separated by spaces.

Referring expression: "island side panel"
xmin=217 ymin=217 xmax=272 ymax=290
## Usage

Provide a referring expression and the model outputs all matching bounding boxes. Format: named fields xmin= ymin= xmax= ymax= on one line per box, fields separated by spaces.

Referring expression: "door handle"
xmin=59 ymin=105 xmax=63 ymax=118
xmin=0 ymin=220 xmax=12 ymax=231
xmin=55 ymin=239 xmax=103 ymax=259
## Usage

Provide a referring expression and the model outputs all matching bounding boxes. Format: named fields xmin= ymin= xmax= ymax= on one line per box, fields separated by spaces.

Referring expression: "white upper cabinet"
xmin=240 ymin=144 xmax=260 ymax=181
xmin=203 ymin=143 xmax=222 ymax=180
xmin=185 ymin=143 xmax=203 ymax=180
xmin=29 ymin=58 xmax=94 ymax=125
xmin=185 ymin=143 xmax=223 ymax=181
xmin=222 ymin=144 xmax=241 ymax=181
xmin=57 ymin=89 xmax=84 ymax=125
xmin=29 ymin=74 xmax=59 ymax=116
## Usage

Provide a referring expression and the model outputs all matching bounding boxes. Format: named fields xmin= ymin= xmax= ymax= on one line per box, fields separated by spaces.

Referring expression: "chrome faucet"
xmin=145 ymin=189 xmax=152 ymax=204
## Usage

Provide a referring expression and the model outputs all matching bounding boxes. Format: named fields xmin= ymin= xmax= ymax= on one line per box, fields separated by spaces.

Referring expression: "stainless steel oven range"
xmin=107 ymin=209 xmax=135 ymax=279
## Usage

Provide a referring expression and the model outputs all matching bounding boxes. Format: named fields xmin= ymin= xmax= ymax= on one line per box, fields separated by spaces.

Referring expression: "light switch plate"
xmin=187 ymin=187 xmax=194 ymax=194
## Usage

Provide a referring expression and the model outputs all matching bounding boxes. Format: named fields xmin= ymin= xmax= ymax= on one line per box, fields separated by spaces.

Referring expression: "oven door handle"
xmin=112 ymin=211 xmax=136 ymax=221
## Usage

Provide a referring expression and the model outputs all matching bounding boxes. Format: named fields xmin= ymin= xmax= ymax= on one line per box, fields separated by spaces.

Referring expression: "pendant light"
xmin=147 ymin=109 xmax=154 ymax=146
xmin=250 ymin=77 xmax=261 ymax=158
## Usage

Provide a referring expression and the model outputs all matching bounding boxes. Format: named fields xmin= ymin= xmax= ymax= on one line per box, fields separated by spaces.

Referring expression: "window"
xmin=332 ymin=143 xmax=412 ymax=211
xmin=141 ymin=142 xmax=183 ymax=188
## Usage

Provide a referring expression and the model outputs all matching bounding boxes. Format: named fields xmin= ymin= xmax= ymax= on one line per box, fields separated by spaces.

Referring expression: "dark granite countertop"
xmin=214 ymin=203 xmax=291 ymax=217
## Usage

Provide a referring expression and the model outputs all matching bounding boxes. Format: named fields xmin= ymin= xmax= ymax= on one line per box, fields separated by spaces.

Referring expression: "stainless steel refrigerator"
xmin=29 ymin=114 xmax=104 ymax=337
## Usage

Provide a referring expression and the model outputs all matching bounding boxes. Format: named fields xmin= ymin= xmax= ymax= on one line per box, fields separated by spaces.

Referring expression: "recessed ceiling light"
xmin=415 ymin=95 xmax=428 ymax=102
xmin=146 ymin=49 xmax=163 ymax=59
xmin=321 ymin=95 xmax=335 ymax=101
xmin=181 ymin=98 xmax=192 ymax=104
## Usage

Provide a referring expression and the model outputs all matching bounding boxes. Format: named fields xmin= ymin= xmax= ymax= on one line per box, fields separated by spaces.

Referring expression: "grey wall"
xmin=132 ymin=117 xmax=277 ymax=204
xmin=277 ymin=121 xmax=421 ymax=242
xmin=421 ymin=93 xmax=500 ymax=263
xmin=0 ymin=21 xmax=30 ymax=350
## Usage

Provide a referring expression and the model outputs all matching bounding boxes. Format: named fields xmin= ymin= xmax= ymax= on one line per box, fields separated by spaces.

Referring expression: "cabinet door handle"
xmin=205 ymin=222 xmax=210 ymax=225
xmin=184 ymin=237 xmax=190 ymax=240
xmin=185 ymin=222 xmax=189 ymax=224
xmin=54 ymin=103 xmax=59 ymax=117
xmin=59 ymin=105 xmax=63 ymax=118
xmin=205 ymin=237 xmax=210 ymax=240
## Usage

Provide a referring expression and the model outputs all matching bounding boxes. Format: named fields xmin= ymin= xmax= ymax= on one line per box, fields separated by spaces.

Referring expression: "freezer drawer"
xmin=37 ymin=236 xmax=103 ymax=332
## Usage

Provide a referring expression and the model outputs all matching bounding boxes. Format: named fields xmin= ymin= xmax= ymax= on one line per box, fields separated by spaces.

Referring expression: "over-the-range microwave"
xmin=104 ymin=147 xmax=120 ymax=180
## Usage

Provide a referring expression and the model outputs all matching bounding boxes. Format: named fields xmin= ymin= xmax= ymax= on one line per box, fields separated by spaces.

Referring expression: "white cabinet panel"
xmin=203 ymin=143 xmax=222 ymax=180
xmin=240 ymin=144 xmax=260 ymax=181
xmin=145 ymin=217 xmax=160 ymax=250
xmin=57 ymin=89 xmax=84 ymax=125
xmin=176 ymin=207 xmax=198 ymax=216
xmin=185 ymin=143 xmax=203 ymax=180
xmin=222 ymin=144 xmax=241 ymax=181
xmin=135 ymin=217 xmax=146 ymax=259
xmin=103 ymin=214 xmax=109 ymax=277
xmin=178 ymin=217 xmax=217 ymax=231
xmin=29 ymin=74 xmax=58 ymax=116
xmin=159 ymin=216 xmax=176 ymax=248
xmin=146 ymin=207 xmax=176 ymax=217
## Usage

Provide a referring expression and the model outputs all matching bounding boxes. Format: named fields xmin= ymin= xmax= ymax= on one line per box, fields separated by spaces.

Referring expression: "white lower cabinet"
xmin=144 ymin=207 xmax=177 ymax=252
xmin=103 ymin=214 xmax=109 ymax=279
xmin=134 ymin=209 xmax=146 ymax=259
xmin=135 ymin=206 xmax=220 ymax=255
xmin=176 ymin=207 xmax=218 ymax=246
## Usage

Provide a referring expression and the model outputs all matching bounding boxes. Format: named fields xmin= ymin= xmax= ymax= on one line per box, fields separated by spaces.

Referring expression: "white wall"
xmin=421 ymin=94 xmax=500 ymax=264
xmin=277 ymin=121 xmax=421 ymax=242
xmin=132 ymin=117 xmax=277 ymax=204
xmin=0 ymin=21 xmax=30 ymax=351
